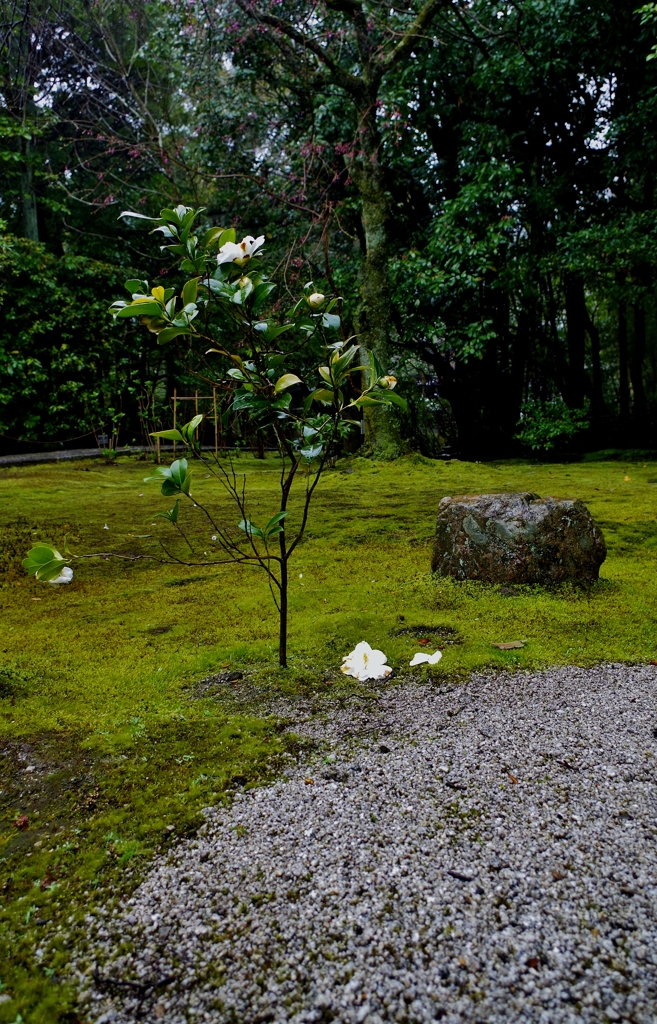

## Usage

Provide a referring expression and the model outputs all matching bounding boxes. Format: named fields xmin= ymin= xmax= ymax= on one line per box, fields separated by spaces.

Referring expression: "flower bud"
xmin=238 ymin=276 xmax=253 ymax=290
xmin=378 ymin=374 xmax=397 ymax=390
xmin=307 ymin=292 xmax=325 ymax=309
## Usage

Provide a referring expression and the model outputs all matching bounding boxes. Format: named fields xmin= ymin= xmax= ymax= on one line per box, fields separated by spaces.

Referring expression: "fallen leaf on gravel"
xmin=304 ymin=778 xmax=314 ymax=785
xmin=448 ymin=869 xmax=474 ymax=882
xmin=650 ymin=660 xmax=657 ymax=666
xmin=551 ymin=869 xmax=567 ymax=881
xmin=507 ymin=773 xmax=519 ymax=784
xmin=418 ymin=638 xmax=431 ymax=646
xmin=493 ymin=641 xmax=525 ymax=650
xmin=526 ymin=957 xmax=540 ymax=969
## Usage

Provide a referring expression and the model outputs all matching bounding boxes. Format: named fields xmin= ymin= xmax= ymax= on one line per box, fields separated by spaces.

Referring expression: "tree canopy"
xmin=1 ymin=0 xmax=656 ymax=456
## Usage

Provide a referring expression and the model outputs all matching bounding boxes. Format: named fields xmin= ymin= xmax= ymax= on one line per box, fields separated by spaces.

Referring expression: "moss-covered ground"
xmin=1 ymin=451 xmax=656 ymax=1022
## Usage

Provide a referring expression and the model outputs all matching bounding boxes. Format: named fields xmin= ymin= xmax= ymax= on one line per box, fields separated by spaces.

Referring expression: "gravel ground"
xmin=76 ymin=663 xmax=657 ymax=1024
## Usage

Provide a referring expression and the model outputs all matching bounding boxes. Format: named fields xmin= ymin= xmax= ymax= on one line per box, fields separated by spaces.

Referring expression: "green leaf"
xmin=351 ymin=395 xmax=384 ymax=407
xmin=181 ymin=414 xmax=203 ymax=441
xmin=321 ymin=312 xmax=341 ymax=330
xmin=273 ymin=373 xmax=302 ymax=393
xmin=154 ymin=499 xmax=181 ymax=524
xmin=150 ymin=428 xmax=184 ymax=442
xmin=252 ymin=281 xmax=276 ymax=312
xmin=331 ymin=345 xmax=360 ymax=378
xmin=263 ymin=511 xmax=288 ymax=537
xmin=218 ymin=227 xmax=236 ymax=247
xmin=271 ymin=393 xmax=292 ymax=411
xmin=310 ymin=388 xmax=335 ymax=405
xmin=145 ymin=459 xmax=191 ymax=496
xmin=34 ymin=559 xmax=70 ymax=582
xmin=156 ymin=326 xmax=194 ymax=345
xmin=182 ymin=278 xmax=198 ymax=305
xmin=201 ymin=226 xmax=227 ymax=248
xmin=116 ymin=301 xmax=163 ymax=318
xmin=125 ymin=278 xmax=148 ymax=295
xmin=256 ymin=322 xmax=296 ymax=341
xmin=119 ymin=211 xmax=161 ymax=221
xmin=169 ymin=458 xmax=191 ymax=492
xmin=23 ymin=543 xmax=63 ymax=569
xmin=238 ymin=519 xmax=265 ymax=540
xmin=379 ymin=390 xmax=408 ymax=411
xmin=22 ymin=544 xmax=68 ymax=582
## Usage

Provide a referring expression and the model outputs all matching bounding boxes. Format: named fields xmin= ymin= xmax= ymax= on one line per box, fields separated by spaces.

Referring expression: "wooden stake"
xmin=173 ymin=387 xmax=177 ymax=457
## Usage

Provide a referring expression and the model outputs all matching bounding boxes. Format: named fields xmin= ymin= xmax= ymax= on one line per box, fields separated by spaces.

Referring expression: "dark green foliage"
xmin=0 ymin=236 xmax=192 ymax=449
xmin=2 ymin=0 xmax=657 ymax=455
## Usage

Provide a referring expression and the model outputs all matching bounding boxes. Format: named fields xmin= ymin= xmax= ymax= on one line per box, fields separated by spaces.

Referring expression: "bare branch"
xmin=380 ymin=0 xmax=451 ymax=74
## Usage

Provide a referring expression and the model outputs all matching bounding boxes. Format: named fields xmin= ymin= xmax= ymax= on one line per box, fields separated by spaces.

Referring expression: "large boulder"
xmin=431 ymin=492 xmax=606 ymax=585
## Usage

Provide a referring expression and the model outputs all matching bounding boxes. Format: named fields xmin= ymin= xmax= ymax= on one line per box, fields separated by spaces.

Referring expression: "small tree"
xmin=23 ymin=205 xmax=405 ymax=667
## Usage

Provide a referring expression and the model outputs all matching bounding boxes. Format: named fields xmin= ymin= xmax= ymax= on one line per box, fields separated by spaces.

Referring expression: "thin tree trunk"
xmin=618 ymin=298 xmax=630 ymax=430
xmin=565 ymin=275 xmax=587 ymax=409
xmin=631 ymin=301 xmax=647 ymax=429
xmin=585 ymin=313 xmax=605 ymax=425
xmin=278 ymin=556 xmax=288 ymax=668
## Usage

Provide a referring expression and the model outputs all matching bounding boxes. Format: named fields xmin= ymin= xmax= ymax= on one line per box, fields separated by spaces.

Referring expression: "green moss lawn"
xmin=1 ymin=451 xmax=656 ymax=1022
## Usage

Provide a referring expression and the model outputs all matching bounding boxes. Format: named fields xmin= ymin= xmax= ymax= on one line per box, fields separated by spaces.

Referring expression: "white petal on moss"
xmin=48 ymin=566 xmax=73 ymax=585
xmin=409 ymin=650 xmax=443 ymax=667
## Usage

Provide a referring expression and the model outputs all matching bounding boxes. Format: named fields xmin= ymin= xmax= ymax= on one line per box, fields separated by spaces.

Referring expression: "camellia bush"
xmin=23 ymin=205 xmax=406 ymax=667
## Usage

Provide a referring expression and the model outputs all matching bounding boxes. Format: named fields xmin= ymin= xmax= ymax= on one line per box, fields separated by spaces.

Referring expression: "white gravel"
xmin=76 ymin=663 xmax=657 ymax=1023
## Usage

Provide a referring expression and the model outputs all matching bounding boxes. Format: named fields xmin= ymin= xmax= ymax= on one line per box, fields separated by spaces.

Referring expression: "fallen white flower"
xmin=217 ymin=234 xmax=265 ymax=266
xmin=48 ymin=566 xmax=73 ymax=585
xmin=103 ymin=523 xmax=109 ymax=530
xmin=341 ymin=641 xmax=392 ymax=682
xmin=409 ymin=650 xmax=443 ymax=667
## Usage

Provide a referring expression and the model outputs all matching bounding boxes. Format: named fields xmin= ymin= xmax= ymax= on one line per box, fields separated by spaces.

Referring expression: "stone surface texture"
xmin=431 ymin=492 xmax=606 ymax=585
xmin=75 ymin=664 xmax=657 ymax=1024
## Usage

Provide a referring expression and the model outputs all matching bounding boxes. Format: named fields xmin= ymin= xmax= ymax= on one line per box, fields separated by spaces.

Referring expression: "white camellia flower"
xmin=307 ymin=292 xmax=325 ymax=309
xmin=378 ymin=375 xmax=398 ymax=390
xmin=409 ymin=650 xmax=443 ymax=667
xmin=217 ymin=234 xmax=265 ymax=266
xmin=48 ymin=566 xmax=73 ymax=585
xmin=341 ymin=641 xmax=392 ymax=682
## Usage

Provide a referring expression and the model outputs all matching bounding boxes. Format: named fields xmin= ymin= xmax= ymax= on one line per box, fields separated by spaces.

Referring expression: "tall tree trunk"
xmin=585 ymin=313 xmax=605 ymax=425
xmin=20 ymin=136 xmax=39 ymax=242
xmin=347 ymin=110 xmax=403 ymax=457
xmin=618 ymin=298 xmax=630 ymax=431
xmin=631 ymin=301 xmax=647 ymax=430
xmin=565 ymin=275 xmax=587 ymax=409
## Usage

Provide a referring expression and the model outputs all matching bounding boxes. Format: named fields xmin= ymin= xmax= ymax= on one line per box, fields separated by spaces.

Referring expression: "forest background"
xmin=2 ymin=0 xmax=657 ymax=460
